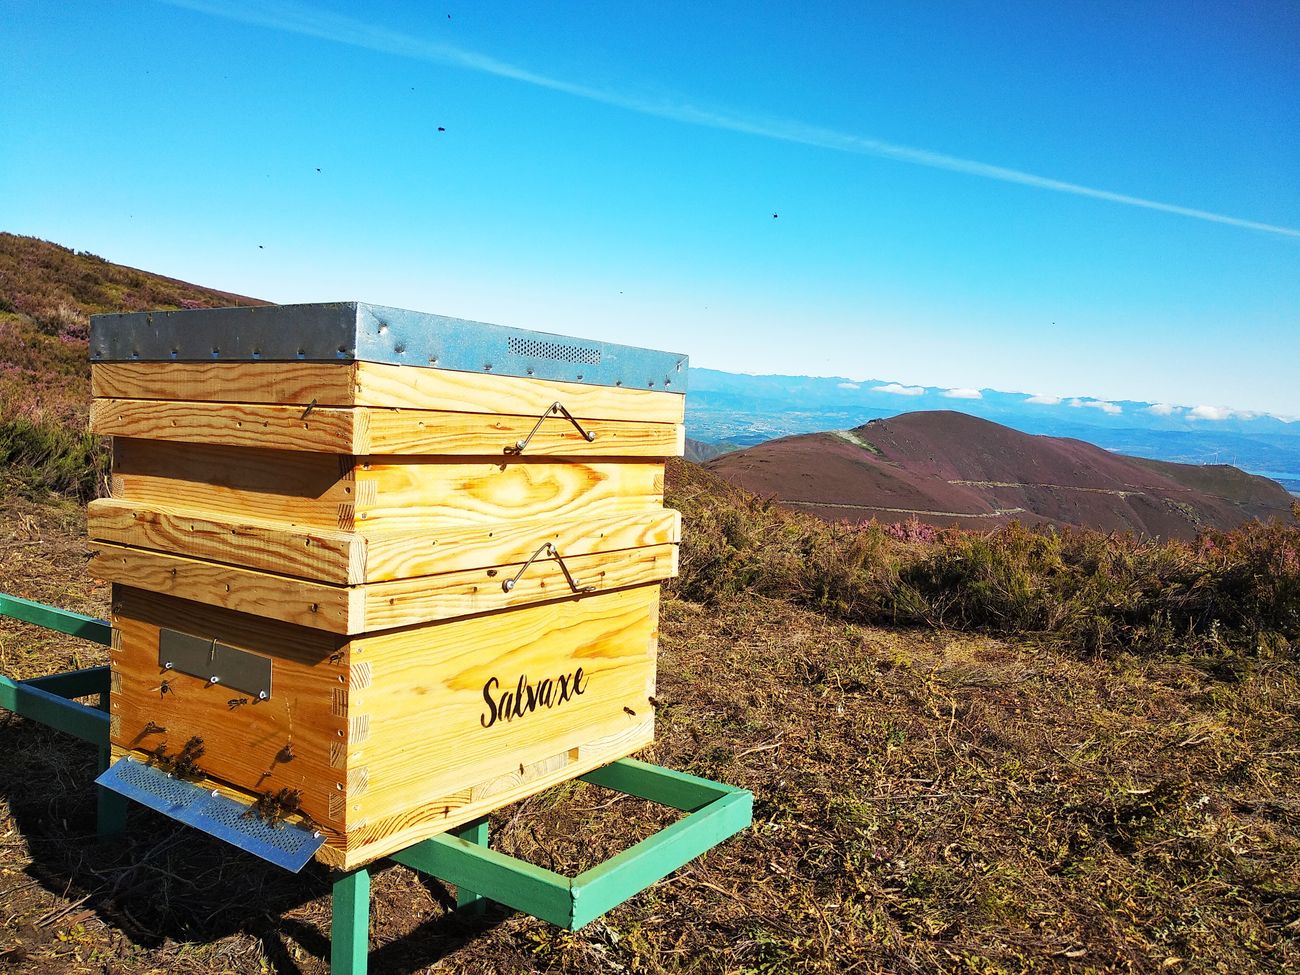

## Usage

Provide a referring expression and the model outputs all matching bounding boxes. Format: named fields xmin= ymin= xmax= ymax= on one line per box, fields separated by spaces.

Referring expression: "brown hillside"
xmin=1134 ymin=456 xmax=1295 ymax=507
xmin=0 ymin=232 xmax=268 ymax=428
xmin=707 ymin=410 xmax=1294 ymax=538
xmin=0 ymin=233 xmax=270 ymax=495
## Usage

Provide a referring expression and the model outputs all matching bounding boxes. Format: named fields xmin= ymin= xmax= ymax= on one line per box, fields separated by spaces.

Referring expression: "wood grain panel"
xmin=92 ymin=361 xmax=685 ymax=423
xmin=108 ymin=587 xmax=348 ymax=826
xmin=93 ymin=361 xmax=358 ymax=406
xmin=89 ymin=499 xmax=364 ymax=584
xmin=90 ymin=499 xmax=678 ymax=586
xmin=340 ymin=585 xmax=659 ymax=865
xmin=92 ymin=545 xmax=358 ymax=631
xmin=352 ymin=458 xmax=664 ymax=527
xmin=93 ymin=398 xmax=683 ymax=457
xmin=360 ymin=409 xmax=682 ymax=457
xmin=359 ymin=544 xmax=677 ymax=631
xmin=92 ymin=398 xmax=359 ymax=452
xmin=110 ymin=442 xmax=665 ymax=533
xmin=111 ymin=439 xmax=357 ymax=529
xmin=91 ymin=542 xmax=677 ymax=634
xmin=362 ymin=509 xmax=680 ymax=582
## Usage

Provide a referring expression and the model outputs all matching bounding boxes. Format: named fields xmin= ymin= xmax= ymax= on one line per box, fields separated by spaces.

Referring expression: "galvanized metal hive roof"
xmin=90 ymin=301 xmax=689 ymax=392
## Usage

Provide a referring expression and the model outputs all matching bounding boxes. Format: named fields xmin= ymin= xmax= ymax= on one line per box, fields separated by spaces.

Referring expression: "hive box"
xmin=87 ymin=302 xmax=686 ymax=869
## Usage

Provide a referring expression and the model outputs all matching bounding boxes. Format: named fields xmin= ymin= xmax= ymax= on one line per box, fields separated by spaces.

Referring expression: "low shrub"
xmin=0 ymin=417 xmax=108 ymax=499
xmin=667 ymin=460 xmax=1300 ymax=658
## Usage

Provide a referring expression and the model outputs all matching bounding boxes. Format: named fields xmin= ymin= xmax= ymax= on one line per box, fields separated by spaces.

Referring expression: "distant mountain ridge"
xmin=686 ymin=367 xmax=1300 ymax=493
xmin=706 ymin=411 xmax=1295 ymax=539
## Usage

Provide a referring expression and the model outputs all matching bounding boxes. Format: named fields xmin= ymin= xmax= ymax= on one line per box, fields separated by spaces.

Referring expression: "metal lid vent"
xmin=508 ymin=335 xmax=601 ymax=365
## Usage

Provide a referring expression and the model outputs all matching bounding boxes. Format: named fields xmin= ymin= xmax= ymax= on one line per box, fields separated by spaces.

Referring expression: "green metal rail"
xmin=0 ymin=595 xmax=128 ymax=838
xmin=0 ymin=593 xmax=752 ymax=974
xmin=0 ymin=593 xmax=112 ymax=644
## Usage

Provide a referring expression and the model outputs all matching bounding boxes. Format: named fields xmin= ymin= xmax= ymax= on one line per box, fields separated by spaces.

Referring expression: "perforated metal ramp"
xmin=96 ymin=758 xmax=325 ymax=872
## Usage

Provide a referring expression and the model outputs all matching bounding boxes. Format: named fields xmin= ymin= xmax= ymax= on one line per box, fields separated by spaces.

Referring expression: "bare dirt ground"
xmin=1 ymin=487 xmax=1297 ymax=973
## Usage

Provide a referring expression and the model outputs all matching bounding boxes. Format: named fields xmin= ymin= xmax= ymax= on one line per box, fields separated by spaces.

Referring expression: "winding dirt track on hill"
xmin=782 ymin=500 xmax=1026 ymax=518
xmin=948 ymin=478 xmax=1269 ymax=506
xmin=947 ymin=479 xmax=1144 ymax=499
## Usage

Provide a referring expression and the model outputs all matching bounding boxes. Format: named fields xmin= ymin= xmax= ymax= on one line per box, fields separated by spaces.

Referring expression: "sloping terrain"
xmin=0 ymin=232 xmax=269 ymax=495
xmin=0 ymin=238 xmax=1296 ymax=971
xmin=707 ymin=411 xmax=1294 ymax=538
xmin=0 ymin=467 xmax=1297 ymax=973
xmin=685 ymin=437 xmax=736 ymax=463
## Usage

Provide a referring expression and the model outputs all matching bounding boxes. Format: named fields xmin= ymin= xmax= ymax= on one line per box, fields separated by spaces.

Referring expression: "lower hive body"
xmin=109 ymin=583 xmax=660 ymax=869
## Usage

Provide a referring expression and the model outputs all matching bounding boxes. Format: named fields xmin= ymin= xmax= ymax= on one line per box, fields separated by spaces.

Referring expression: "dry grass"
xmin=1 ymin=490 xmax=1297 ymax=973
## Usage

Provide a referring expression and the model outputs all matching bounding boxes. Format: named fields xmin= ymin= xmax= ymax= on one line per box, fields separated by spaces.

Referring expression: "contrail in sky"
xmin=165 ymin=0 xmax=1300 ymax=239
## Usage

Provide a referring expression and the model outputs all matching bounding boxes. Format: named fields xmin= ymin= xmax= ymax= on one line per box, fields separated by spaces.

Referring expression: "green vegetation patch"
xmin=668 ymin=459 xmax=1300 ymax=660
xmin=0 ymin=233 xmax=268 ymax=501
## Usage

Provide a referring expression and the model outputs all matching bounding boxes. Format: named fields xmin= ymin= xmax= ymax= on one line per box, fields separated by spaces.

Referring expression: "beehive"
xmin=87 ymin=302 xmax=686 ymax=869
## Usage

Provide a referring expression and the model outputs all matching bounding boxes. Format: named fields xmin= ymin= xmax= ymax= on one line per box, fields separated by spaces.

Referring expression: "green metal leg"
xmin=96 ymin=689 xmax=128 ymax=839
xmin=95 ymin=760 xmax=129 ymax=837
xmin=0 ymin=666 xmax=126 ymax=838
xmin=453 ymin=817 xmax=490 ymax=915
xmin=331 ymin=867 xmax=370 ymax=975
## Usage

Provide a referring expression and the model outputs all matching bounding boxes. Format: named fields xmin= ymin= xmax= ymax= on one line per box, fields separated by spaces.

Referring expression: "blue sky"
xmin=4 ymin=1 xmax=1298 ymax=415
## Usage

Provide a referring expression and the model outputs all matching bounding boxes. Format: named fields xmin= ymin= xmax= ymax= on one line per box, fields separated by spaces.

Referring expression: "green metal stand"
xmin=1 ymin=594 xmax=753 ymax=974
xmin=390 ymin=760 xmax=751 ymax=931
xmin=330 ymin=868 xmax=371 ymax=974
xmin=324 ymin=762 xmax=750 ymax=974
xmin=452 ymin=816 xmax=490 ymax=915
xmin=0 ymin=597 xmax=126 ymax=838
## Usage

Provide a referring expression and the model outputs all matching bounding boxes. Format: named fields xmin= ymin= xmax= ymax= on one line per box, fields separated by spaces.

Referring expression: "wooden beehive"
xmin=87 ymin=302 xmax=686 ymax=869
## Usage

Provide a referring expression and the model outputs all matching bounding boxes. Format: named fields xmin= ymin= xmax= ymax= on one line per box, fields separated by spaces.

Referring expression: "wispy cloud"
xmin=1145 ymin=403 xmax=1179 ymax=416
xmin=837 ymin=382 xmax=860 ymax=390
xmin=162 ymin=0 xmax=1300 ymax=239
xmin=942 ymin=388 xmax=982 ymax=400
xmin=873 ymin=383 xmax=927 ymax=396
xmin=1025 ymin=394 xmax=1061 ymax=405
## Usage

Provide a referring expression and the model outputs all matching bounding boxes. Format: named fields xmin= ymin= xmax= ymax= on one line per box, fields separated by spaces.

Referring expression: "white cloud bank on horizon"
xmin=837 ymin=382 xmax=860 ymax=390
xmin=1068 ymin=398 xmax=1123 ymax=414
xmin=1025 ymin=394 xmax=1062 ymax=405
xmin=162 ymin=0 xmax=1300 ymax=240
xmin=1145 ymin=403 xmax=1179 ymax=416
xmin=1188 ymin=405 xmax=1254 ymax=421
xmin=873 ymin=383 xmax=927 ymax=396
xmin=942 ymin=388 xmax=983 ymax=400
